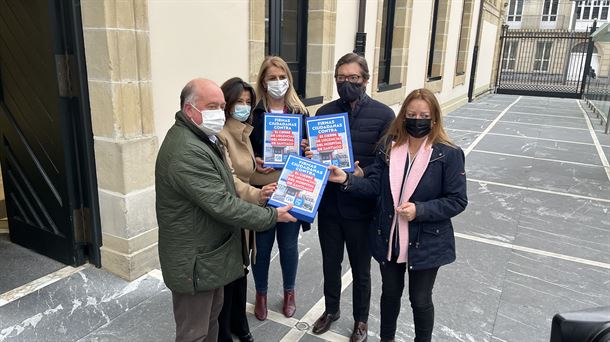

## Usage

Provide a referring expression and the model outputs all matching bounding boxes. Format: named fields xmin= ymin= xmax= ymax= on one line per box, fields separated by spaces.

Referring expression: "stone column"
xmin=81 ymin=0 xmax=159 ymax=280
xmin=306 ymin=0 xmax=337 ymax=105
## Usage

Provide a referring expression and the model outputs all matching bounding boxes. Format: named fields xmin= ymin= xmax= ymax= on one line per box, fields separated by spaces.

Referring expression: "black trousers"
xmin=379 ymin=262 xmax=439 ymax=342
xmin=218 ymin=273 xmax=249 ymax=342
xmin=318 ymin=214 xmax=371 ymax=322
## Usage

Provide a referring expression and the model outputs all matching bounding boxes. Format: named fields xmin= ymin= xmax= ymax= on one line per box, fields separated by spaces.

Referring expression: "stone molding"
xmin=81 ymin=0 xmax=158 ymax=281
xmin=371 ymin=0 xmax=412 ymax=107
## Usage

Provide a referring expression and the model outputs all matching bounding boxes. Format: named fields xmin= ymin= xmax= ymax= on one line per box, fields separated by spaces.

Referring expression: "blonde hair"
xmin=382 ymin=88 xmax=453 ymax=152
xmin=255 ymin=56 xmax=306 ymax=114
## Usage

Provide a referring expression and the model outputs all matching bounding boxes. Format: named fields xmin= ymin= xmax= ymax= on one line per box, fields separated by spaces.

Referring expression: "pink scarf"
xmin=387 ymin=139 xmax=433 ymax=263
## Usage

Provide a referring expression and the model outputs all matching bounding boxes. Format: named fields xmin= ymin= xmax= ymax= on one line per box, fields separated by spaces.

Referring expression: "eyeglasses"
xmin=335 ymin=74 xmax=362 ymax=83
xmin=405 ymin=112 xmax=431 ymax=119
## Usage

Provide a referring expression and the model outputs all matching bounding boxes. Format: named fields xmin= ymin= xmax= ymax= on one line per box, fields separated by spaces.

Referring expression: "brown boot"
xmin=254 ymin=292 xmax=267 ymax=321
xmin=283 ymin=289 xmax=296 ymax=317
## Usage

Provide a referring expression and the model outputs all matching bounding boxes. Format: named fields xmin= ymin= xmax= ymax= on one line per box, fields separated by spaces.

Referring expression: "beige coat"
xmin=218 ymin=118 xmax=261 ymax=204
xmin=218 ymin=117 xmax=269 ymax=265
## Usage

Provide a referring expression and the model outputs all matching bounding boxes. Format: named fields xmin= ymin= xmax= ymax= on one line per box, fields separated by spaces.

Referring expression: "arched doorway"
xmin=567 ymin=42 xmax=599 ymax=81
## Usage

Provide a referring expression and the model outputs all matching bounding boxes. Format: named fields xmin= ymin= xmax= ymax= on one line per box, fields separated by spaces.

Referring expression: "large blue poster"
xmin=263 ymin=113 xmax=302 ymax=168
xmin=267 ymin=155 xmax=330 ymax=223
xmin=306 ymin=113 xmax=354 ymax=172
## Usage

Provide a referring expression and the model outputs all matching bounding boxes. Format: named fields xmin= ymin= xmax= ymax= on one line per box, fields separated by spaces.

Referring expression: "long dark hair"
xmin=221 ymin=77 xmax=256 ymax=124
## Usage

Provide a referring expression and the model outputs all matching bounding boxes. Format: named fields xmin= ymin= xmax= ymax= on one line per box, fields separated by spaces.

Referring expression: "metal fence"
xmin=496 ymin=25 xmax=595 ymax=98
xmin=582 ymin=74 xmax=610 ymax=133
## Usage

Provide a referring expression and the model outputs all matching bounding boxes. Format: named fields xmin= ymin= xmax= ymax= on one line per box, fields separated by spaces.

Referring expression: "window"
xmin=427 ymin=0 xmax=449 ymax=80
xmin=507 ymin=0 xmax=524 ymax=22
xmin=378 ymin=0 xmax=397 ymax=88
xmin=542 ymin=0 xmax=559 ymax=21
xmin=534 ymin=42 xmax=552 ymax=72
xmin=456 ymin=0 xmax=474 ymax=75
xmin=575 ymin=0 xmax=610 ymax=20
xmin=501 ymin=41 xmax=518 ymax=71
xmin=265 ymin=0 xmax=308 ymax=97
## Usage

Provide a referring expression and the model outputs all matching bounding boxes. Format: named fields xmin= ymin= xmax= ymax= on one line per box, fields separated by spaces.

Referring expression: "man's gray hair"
xmin=180 ymin=82 xmax=198 ymax=110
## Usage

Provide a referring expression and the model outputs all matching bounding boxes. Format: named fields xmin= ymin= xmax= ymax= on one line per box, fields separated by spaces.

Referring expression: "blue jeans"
xmin=252 ymin=221 xmax=300 ymax=293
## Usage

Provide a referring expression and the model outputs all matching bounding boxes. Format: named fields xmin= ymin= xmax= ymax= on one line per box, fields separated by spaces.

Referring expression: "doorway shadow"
xmin=0 ymin=233 xmax=65 ymax=294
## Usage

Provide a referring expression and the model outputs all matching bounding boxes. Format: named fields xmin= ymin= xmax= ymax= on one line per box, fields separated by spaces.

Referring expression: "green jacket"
xmin=155 ymin=111 xmax=277 ymax=294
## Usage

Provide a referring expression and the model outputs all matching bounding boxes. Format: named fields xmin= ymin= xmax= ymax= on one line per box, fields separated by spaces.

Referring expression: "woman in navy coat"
xmin=327 ymin=88 xmax=468 ymax=342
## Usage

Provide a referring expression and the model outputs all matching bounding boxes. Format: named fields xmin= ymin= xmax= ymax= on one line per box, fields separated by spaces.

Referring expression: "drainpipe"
xmin=468 ymin=0 xmax=486 ymax=102
xmin=354 ymin=0 xmax=366 ymax=56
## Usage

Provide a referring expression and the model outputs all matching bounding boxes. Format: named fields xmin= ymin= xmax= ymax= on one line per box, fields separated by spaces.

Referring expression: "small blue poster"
xmin=306 ymin=113 xmax=354 ymax=172
xmin=263 ymin=113 xmax=302 ymax=168
xmin=267 ymin=155 xmax=330 ymax=223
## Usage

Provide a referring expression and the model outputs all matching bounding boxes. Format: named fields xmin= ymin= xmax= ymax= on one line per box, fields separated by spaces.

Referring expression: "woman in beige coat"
xmin=217 ymin=77 xmax=276 ymax=342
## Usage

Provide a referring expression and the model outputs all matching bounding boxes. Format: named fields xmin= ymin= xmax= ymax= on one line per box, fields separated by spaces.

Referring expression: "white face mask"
xmin=189 ymin=104 xmax=226 ymax=136
xmin=267 ymin=79 xmax=289 ymax=99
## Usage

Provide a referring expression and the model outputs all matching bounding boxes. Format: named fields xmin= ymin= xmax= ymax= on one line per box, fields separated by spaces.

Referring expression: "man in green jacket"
xmin=156 ymin=78 xmax=295 ymax=342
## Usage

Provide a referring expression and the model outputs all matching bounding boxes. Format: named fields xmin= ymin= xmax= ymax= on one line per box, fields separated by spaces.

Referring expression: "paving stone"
xmin=491 ymin=251 xmax=610 ymax=342
xmin=0 ymin=267 xmax=165 ymax=341
xmin=453 ymin=181 xmax=522 ymax=244
xmin=466 ymin=151 xmax=534 ymax=184
xmin=446 ymin=130 xmax=480 ymax=150
xmin=298 ymin=333 xmax=333 ymax=342
xmin=528 ymin=158 xmax=610 ymax=199
xmin=250 ymin=319 xmax=294 ymax=341
xmin=490 ymin=121 xmax=543 ymax=138
xmin=509 ymin=109 xmax=582 ymax=119
xmin=517 ymin=192 xmax=609 ymax=263
xmin=429 ymin=238 xmax=511 ymax=342
xmin=538 ymin=126 xmax=596 ymax=143
xmin=447 ymin=108 xmax=501 ymax=120
xmin=502 ymin=113 xmax=588 ymax=129
xmin=444 ymin=117 xmax=492 ymax=132
xmin=533 ymin=139 xmax=601 ymax=166
xmin=474 ymin=134 xmax=539 ymax=157
xmin=76 ymin=288 xmax=174 ymax=342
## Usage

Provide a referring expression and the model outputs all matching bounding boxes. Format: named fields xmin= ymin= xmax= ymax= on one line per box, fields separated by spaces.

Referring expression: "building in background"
xmin=498 ymin=0 xmax=609 ymax=97
xmin=0 ymin=0 xmax=505 ymax=280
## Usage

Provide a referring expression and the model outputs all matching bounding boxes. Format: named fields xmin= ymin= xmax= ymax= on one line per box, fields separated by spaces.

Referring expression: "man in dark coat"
xmin=311 ymin=54 xmax=395 ymax=342
xmin=155 ymin=78 xmax=295 ymax=342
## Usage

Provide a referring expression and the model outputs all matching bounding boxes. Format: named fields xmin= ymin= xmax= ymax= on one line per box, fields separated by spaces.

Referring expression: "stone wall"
xmin=81 ymin=0 xmax=159 ymax=281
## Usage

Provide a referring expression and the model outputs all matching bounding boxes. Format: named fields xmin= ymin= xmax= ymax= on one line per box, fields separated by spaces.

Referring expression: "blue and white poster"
xmin=306 ymin=113 xmax=354 ymax=172
xmin=263 ymin=113 xmax=302 ymax=168
xmin=267 ymin=155 xmax=330 ymax=223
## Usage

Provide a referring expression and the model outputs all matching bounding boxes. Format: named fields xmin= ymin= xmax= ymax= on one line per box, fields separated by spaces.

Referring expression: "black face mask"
xmin=404 ymin=118 xmax=432 ymax=138
xmin=337 ymin=82 xmax=364 ymax=103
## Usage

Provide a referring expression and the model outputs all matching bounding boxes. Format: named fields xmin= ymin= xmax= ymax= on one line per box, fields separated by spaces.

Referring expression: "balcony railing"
xmin=507 ymin=15 xmax=568 ymax=30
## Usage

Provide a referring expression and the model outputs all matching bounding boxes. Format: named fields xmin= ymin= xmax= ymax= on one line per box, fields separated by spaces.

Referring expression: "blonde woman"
xmin=249 ymin=56 xmax=309 ymax=320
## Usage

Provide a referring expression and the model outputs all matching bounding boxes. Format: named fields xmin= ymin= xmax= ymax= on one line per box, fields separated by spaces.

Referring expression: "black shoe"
xmin=350 ymin=321 xmax=368 ymax=342
xmin=238 ymin=333 xmax=254 ymax=342
xmin=312 ymin=311 xmax=340 ymax=334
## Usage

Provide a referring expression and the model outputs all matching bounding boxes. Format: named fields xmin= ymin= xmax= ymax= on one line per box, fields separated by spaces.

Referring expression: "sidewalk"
xmin=1 ymin=94 xmax=609 ymax=342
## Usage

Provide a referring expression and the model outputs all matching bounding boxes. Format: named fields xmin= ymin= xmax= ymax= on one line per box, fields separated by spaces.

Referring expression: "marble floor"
xmin=0 ymin=94 xmax=609 ymax=341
